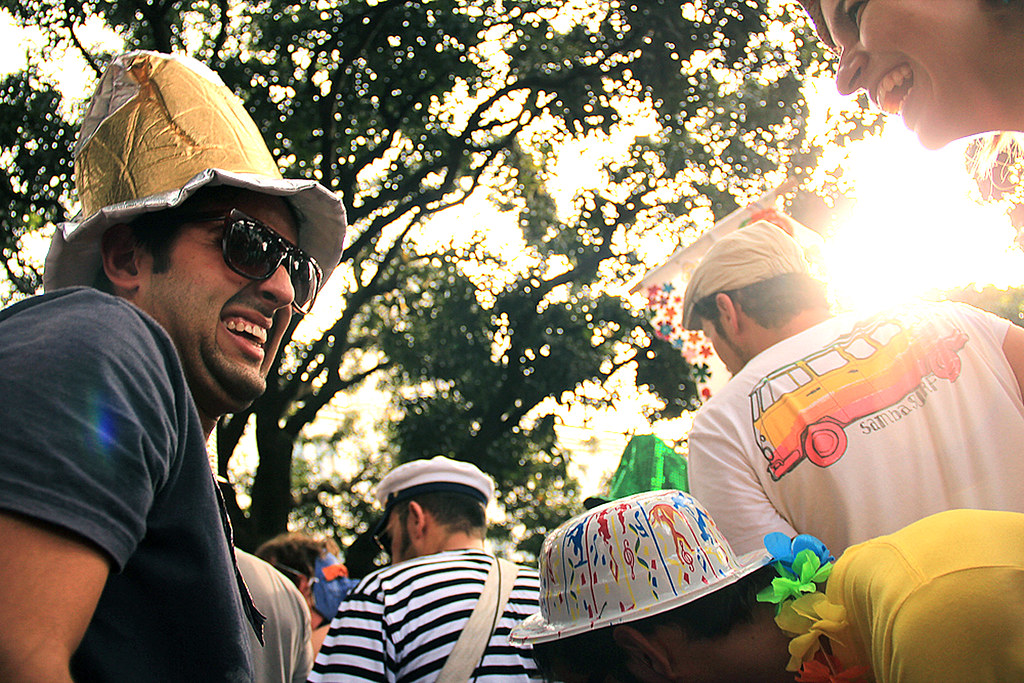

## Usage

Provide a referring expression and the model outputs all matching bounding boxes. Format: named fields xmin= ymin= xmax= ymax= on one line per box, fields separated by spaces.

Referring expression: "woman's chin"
xmin=905 ymin=112 xmax=959 ymax=150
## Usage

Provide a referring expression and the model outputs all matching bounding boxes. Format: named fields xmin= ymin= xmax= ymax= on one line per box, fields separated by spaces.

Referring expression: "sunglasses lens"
xmin=288 ymin=258 xmax=321 ymax=314
xmin=224 ymin=220 xmax=280 ymax=279
xmin=223 ymin=217 xmax=322 ymax=313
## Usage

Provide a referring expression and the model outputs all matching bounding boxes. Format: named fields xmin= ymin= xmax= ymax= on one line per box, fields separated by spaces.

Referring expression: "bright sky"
xmin=801 ymin=78 xmax=1024 ymax=311
xmin=9 ymin=9 xmax=1021 ymax=310
xmin=820 ymin=127 xmax=1024 ymax=312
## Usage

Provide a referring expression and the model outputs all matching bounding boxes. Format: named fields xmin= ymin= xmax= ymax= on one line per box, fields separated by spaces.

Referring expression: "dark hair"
xmin=692 ymin=273 xmax=828 ymax=334
xmin=255 ymin=532 xmax=340 ymax=582
xmin=91 ymin=207 xmax=182 ymax=293
xmin=532 ymin=626 xmax=642 ymax=683
xmin=397 ymin=490 xmax=488 ymax=538
xmin=531 ymin=564 xmax=775 ymax=682
xmin=638 ymin=564 xmax=775 ymax=639
xmin=92 ymin=184 xmax=299 ymax=289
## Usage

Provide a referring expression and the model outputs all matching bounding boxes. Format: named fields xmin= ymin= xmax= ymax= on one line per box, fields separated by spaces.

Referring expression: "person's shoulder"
xmin=371 ymin=550 xmax=490 ymax=586
xmin=2 ymin=287 xmax=168 ymax=343
xmin=398 ymin=548 xmax=492 ymax=574
xmin=931 ymin=299 xmax=1008 ymax=326
xmin=691 ymin=369 xmax=754 ymax=420
xmin=235 ymin=548 xmax=307 ymax=611
xmin=514 ymin=563 xmax=540 ymax=580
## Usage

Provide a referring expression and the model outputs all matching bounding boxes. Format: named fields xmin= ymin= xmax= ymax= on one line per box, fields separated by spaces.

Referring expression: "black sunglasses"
xmin=177 ymin=209 xmax=323 ymax=314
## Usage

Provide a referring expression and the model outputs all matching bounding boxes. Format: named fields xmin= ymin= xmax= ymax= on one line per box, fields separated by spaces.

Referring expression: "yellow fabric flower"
xmin=775 ymin=592 xmax=848 ymax=671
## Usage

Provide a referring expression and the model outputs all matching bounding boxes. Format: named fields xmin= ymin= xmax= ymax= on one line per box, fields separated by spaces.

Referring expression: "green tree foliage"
xmin=0 ymin=68 xmax=75 ymax=300
xmin=2 ymin=0 xmax=850 ymax=555
xmin=943 ymin=285 xmax=1024 ymax=328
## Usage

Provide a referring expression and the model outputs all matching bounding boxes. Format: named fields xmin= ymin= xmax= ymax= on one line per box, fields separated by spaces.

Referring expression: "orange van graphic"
xmin=750 ymin=316 xmax=967 ymax=480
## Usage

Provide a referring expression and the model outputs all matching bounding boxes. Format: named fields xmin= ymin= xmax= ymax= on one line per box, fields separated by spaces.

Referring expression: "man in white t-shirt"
xmin=681 ymin=220 xmax=1024 ymax=555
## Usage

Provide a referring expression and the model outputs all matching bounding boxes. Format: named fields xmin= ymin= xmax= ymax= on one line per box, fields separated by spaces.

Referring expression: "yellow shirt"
xmin=826 ymin=509 xmax=1024 ymax=682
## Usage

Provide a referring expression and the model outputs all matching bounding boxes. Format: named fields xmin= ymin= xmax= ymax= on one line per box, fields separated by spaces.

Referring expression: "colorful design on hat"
xmin=513 ymin=489 xmax=770 ymax=643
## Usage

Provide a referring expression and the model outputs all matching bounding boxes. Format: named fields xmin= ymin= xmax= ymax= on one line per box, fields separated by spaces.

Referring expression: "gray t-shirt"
xmin=236 ymin=549 xmax=314 ymax=683
xmin=0 ymin=288 xmax=253 ymax=681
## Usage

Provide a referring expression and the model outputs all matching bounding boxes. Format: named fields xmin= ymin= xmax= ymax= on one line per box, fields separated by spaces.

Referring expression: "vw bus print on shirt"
xmin=750 ymin=313 xmax=968 ymax=480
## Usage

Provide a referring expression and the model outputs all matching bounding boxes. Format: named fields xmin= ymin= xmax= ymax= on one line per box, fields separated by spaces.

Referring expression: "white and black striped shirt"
xmin=309 ymin=549 xmax=542 ymax=682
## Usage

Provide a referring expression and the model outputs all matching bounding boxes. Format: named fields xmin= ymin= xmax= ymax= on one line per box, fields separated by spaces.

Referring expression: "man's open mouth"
xmin=225 ymin=318 xmax=268 ymax=348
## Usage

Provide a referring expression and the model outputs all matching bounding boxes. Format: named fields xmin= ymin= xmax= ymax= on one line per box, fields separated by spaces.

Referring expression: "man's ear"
xmin=405 ymin=501 xmax=430 ymax=541
xmin=714 ymin=292 xmax=742 ymax=335
xmin=99 ymin=224 xmax=145 ymax=297
xmin=612 ymin=624 xmax=675 ymax=681
xmin=296 ymin=573 xmax=313 ymax=599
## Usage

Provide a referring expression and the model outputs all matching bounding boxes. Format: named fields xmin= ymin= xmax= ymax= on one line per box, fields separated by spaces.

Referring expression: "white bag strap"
xmin=435 ymin=557 xmax=519 ymax=683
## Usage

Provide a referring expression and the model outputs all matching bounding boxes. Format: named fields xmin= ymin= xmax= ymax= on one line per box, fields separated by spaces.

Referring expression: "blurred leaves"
xmin=3 ymin=0 xmax=854 ymax=555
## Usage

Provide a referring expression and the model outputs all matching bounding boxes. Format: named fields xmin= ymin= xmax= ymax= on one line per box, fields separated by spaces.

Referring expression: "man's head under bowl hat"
xmin=45 ymin=50 xmax=347 ymax=307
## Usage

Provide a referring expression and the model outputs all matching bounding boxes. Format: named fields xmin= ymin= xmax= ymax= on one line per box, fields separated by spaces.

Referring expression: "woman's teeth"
xmin=877 ymin=64 xmax=914 ymax=115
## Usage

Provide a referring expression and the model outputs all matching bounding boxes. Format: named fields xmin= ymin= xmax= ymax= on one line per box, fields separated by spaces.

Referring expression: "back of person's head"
xmin=691 ymin=272 xmax=829 ymax=335
xmin=637 ymin=564 xmax=775 ymax=640
xmin=255 ymin=532 xmax=357 ymax=621
xmin=393 ymin=490 xmax=487 ymax=538
xmin=511 ymin=490 xmax=772 ymax=679
xmin=255 ymin=532 xmax=340 ymax=578
xmin=371 ymin=455 xmax=495 ymax=541
xmin=530 ymin=565 xmax=775 ymax=683
xmin=681 ymin=220 xmax=826 ymax=332
xmin=47 ymin=49 xmax=346 ymax=298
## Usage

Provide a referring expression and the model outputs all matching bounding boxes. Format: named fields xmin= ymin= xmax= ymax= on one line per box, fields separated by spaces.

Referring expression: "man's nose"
xmin=257 ymin=262 xmax=296 ymax=311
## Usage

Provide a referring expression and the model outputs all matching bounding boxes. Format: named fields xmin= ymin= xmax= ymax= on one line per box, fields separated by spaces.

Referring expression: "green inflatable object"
xmin=586 ymin=435 xmax=688 ymax=509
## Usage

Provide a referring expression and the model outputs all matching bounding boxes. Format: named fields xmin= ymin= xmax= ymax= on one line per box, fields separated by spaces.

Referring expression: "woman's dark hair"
xmin=255 ymin=532 xmax=340 ymax=580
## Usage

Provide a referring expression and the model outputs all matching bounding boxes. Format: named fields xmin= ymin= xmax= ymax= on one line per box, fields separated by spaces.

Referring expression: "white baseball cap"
xmin=44 ymin=50 xmax=347 ymax=293
xmin=681 ymin=220 xmax=812 ymax=330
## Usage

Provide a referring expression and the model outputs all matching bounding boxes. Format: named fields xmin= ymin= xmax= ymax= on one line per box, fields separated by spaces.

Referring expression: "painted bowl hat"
xmin=511 ymin=489 xmax=771 ymax=644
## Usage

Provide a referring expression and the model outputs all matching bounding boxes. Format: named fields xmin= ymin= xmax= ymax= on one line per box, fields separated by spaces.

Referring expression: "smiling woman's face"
xmin=819 ymin=0 xmax=1022 ymax=149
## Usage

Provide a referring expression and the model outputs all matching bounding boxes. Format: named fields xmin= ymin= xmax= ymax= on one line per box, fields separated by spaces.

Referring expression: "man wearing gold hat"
xmin=0 ymin=51 xmax=346 ymax=681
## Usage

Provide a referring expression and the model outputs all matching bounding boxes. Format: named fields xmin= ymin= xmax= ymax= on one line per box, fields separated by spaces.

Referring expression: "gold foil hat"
xmin=44 ymin=50 xmax=347 ymax=293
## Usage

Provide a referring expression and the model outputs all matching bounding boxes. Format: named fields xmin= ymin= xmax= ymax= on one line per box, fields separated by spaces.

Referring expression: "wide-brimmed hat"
xmin=510 ymin=489 xmax=771 ymax=644
xmin=681 ymin=220 xmax=812 ymax=330
xmin=44 ymin=50 xmax=347 ymax=293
